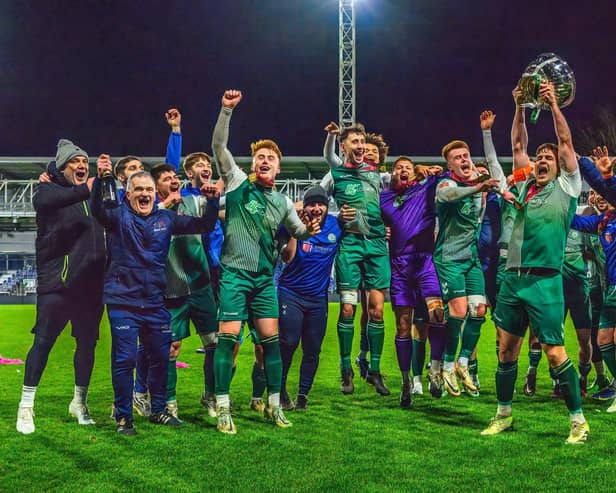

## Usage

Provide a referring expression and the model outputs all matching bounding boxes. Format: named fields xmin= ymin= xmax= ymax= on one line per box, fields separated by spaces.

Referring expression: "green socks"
xmin=367 ymin=320 xmax=385 ymax=372
xmin=166 ymin=357 xmax=177 ymax=402
xmin=214 ymin=333 xmax=238 ymax=395
xmin=496 ymin=360 xmax=518 ymax=406
xmin=459 ymin=316 xmax=484 ymax=359
xmin=337 ymin=316 xmax=355 ymax=370
xmin=261 ymin=335 xmax=283 ymax=395
xmin=599 ymin=342 xmax=616 ymax=378
xmin=444 ymin=316 xmax=465 ymax=362
xmin=554 ymin=358 xmax=582 ymax=414
xmin=411 ymin=338 xmax=426 ymax=377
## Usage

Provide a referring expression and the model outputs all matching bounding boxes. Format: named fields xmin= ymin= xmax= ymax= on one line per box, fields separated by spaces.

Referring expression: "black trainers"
xmin=149 ymin=412 xmax=183 ymax=426
xmin=116 ymin=417 xmax=136 ymax=436
xmin=355 ymin=356 xmax=369 ymax=379
xmin=295 ymin=394 xmax=308 ymax=410
xmin=400 ymin=381 xmax=413 ymax=409
xmin=281 ymin=388 xmax=295 ymax=411
xmin=367 ymin=370 xmax=391 ymax=396
xmin=341 ymin=367 xmax=355 ymax=394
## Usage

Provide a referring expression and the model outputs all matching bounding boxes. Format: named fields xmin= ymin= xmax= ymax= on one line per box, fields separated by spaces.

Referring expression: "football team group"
xmin=16 ymin=83 xmax=616 ymax=445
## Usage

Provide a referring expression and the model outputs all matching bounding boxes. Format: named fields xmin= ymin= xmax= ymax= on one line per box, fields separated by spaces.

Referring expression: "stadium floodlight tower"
xmin=339 ymin=0 xmax=356 ymax=139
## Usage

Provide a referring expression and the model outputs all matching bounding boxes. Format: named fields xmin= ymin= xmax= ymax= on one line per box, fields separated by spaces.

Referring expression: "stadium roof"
xmin=0 ymin=156 xmax=514 ymax=181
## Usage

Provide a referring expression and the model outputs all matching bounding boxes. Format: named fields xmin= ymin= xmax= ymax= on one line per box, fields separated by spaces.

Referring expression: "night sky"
xmin=1 ymin=0 xmax=615 ymax=161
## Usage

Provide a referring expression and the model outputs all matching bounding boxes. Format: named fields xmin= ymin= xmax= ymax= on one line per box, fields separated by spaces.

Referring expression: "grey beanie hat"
xmin=303 ymin=185 xmax=329 ymax=206
xmin=55 ymin=139 xmax=88 ymax=170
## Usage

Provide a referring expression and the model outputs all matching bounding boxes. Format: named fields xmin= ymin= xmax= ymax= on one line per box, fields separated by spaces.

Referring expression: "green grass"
xmin=0 ymin=304 xmax=614 ymax=492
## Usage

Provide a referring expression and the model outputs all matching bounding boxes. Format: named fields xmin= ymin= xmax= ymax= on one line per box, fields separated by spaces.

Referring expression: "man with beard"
xmin=381 ymin=156 xmax=446 ymax=407
xmin=16 ymin=140 xmax=106 ymax=434
xmin=211 ymin=89 xmax=320 ymax=434
xmin=483 ymin=82 xmax=588 ymax=444
xmin=277 ymin=186 xmax=344 ymax=410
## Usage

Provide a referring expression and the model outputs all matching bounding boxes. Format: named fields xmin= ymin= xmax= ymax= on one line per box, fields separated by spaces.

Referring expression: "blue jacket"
xmin=91 ymin=177 xmax=218 ymax=308
xmin=578 ymin=156 xmax=616 ymax=207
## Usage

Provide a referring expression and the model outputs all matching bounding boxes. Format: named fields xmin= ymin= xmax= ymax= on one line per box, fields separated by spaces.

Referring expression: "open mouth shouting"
xmin=201 ymin=169 xmax=212 ymax=182
xmin=535 ymin=163 xmax=549 ymax=179
xmin=74 ymin=169 xmax=88 ymax=184
xmin=136 ymin=195 xmax=152 ymax=213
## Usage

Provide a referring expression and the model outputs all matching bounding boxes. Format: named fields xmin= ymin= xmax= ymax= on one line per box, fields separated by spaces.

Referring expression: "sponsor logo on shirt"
xmin=244 ymin=200 xmax=265 ymax=215
xmin=302 ymin=243 xmax=313 ymax=253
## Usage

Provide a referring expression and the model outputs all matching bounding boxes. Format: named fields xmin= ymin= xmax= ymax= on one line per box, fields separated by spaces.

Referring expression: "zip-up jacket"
xmin=33 ymin=179 xmax=105 ymax=296
xmin=91 ymin=177 xmax=219 ymax=308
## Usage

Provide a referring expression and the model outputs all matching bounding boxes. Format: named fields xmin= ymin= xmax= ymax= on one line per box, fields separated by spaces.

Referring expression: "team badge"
xmin=152 ymin=219 xmax=167 ymax=232
xmin=244 ymin=200 xmax=265 ymax=215
xmin=344 ymin=183 xmax=361 ymax=196
xmin=328 ymin=233 xmax=336 ymax=242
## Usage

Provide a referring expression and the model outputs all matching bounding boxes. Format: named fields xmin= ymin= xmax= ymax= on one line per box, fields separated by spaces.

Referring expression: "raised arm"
xmin=578 ymin=156 xmax=616 ymax=207
xmin=480 ymin=110 xmax=506 ymax=190
xmin=89 ymin=154 xmax=117 ymax=228
xmin=540 ymin=82 xmax=577 ymax=174
xmin=511 ymin=86 xmax=529 ymax=170
xmin=323 ymin=122 xmax=343 ymax=169
xmin=211 ymin=90 xmax=246 ymax=191
xmin=165 ymin=108 xmax=182 ymax=172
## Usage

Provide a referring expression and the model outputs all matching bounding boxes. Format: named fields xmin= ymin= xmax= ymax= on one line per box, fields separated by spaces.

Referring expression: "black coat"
xmin=33 ymin=179 xmax=105 ymax=298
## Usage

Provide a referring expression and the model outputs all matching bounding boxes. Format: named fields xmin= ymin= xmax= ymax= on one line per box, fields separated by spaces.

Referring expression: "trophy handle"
xmin=530 ymin=108 xmax=541 ymax=124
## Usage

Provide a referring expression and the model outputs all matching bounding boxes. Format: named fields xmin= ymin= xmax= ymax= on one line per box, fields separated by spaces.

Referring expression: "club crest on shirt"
xmin=460 ymin=203 xmax=472 ymax=215
xmin=244 ymin=200 xmax=265 ymax=215
xmin=394 ymin=195 xmax=409 ymax=208
xmin=152 ymin=219 xmax=167 ymax=232
xmin=327 ymin=233 xmax=337 ymax=242
xmin=344 ymin=183 xmax=361 ymax=196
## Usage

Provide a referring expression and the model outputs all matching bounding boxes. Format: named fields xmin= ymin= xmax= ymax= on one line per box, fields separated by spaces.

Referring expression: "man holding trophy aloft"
xmin=483 ymin=54 xmax=589 ymax=445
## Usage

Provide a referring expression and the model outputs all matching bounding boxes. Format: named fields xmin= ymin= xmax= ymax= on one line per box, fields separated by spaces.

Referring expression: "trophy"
xmin=517 ymin=53 xmax=576 ymax=123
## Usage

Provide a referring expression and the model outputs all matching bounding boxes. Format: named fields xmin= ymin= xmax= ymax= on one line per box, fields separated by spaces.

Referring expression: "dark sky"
xmin=1 ymin=0 xmax=615 ymax=160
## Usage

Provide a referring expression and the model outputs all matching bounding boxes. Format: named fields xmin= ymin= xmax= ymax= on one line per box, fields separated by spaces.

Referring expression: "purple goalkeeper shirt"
xmin=381 ymin=175 xmax=438 ymax=258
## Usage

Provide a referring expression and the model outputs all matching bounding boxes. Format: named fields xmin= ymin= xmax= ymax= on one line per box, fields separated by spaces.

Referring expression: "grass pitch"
xmin=0 ymin=304 xmax=613 ymax=492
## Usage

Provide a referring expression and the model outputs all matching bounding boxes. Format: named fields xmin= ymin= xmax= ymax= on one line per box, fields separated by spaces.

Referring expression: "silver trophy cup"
xmin=517 ymin=53 xmax=576 ymax=123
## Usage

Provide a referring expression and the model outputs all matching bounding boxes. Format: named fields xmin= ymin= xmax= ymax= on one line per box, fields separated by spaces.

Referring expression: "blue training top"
xmin=278 ymin=214 xmax=342 ymax=298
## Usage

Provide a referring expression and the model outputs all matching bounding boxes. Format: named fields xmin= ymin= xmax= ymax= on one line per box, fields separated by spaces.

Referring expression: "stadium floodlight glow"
xmin=339 ymin=0 xmax=356 ymax=137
